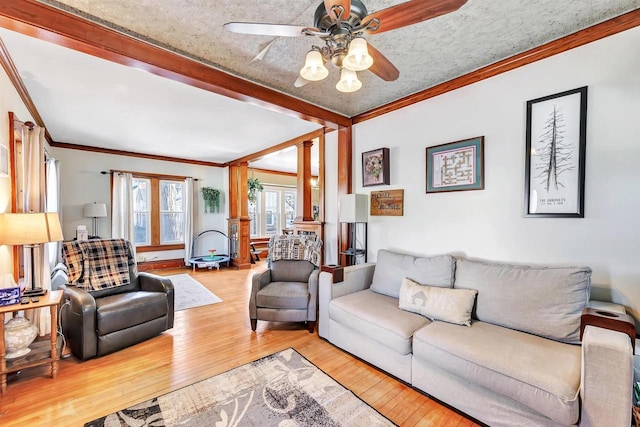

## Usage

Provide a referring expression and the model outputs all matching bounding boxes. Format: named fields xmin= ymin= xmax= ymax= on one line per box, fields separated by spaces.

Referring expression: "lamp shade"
xmin=339 ymin=194 xmax=368 ymax=223
xmin=336 ymin=68 xmax=362 ymax=93
xmin=83 ymin=202 xmax=107 ymax=218
xmin=300 ymin=50 xmax=329 ymax=82
xmin=0 ymin=212 xmax=64 ymax=245
xmin=343 ymin=37 xmax=373 ymax=72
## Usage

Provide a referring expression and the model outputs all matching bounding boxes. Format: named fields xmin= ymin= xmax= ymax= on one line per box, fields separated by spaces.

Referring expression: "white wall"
xmin=0 ymin=63 xmax=33 ymax=277
xmin=52 ymin=147 xmax=228 ymax=261
xmin=352 ymin=27 xmax=640 ymax=319
xmin=324 ymin=130 xmax=339 ymax=265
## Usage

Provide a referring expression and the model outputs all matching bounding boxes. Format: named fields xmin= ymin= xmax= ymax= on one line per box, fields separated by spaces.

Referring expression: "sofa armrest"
xmin=307 ymin=269 xmax=320 ymax=322
xmin=318 ymin=263 xmax=376 ymax=339
xmin=249 ymin=269 xmax=272 ymax=319
xmin=60 ymin=284 xmax=98 ymax=361
xmin=139 ymin=272 xmax=175 ymax=328
xmin=580 ymin=325 xmax=633 ymax=427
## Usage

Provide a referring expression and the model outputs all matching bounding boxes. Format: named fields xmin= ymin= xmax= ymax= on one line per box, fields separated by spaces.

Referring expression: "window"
xmin=133 ymin=178 xmax=150 ymax=245
xmin=250 ymin=186 xmax=297 ymax=237
xmin=132 ymin=174 xmax=185 ymax=250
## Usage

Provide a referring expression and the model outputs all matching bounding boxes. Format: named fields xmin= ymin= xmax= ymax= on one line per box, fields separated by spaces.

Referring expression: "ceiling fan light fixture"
xmin=300 ymin=50 xmax=329 ymax=81
xmin=343 ymin=37 xmax=373 ymax=71
xmin=336 ymin=68 xmax=362 ymax=93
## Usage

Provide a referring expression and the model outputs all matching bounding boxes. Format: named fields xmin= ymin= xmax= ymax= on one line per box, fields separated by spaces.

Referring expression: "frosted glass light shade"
xmin=83 ymin=202 xmax=107 ymax=218
xmin=343 ymin=38 xmax=373 ymax=71
xmin=339 ymin=194 xmax=368 ymax=223
xmin=300 ymin=50 xmax=329 ymax=81
xmin=336 ymin=69 xmax=362 ymax=93
xmin=0 ymin=212 xmax=63 ymax=245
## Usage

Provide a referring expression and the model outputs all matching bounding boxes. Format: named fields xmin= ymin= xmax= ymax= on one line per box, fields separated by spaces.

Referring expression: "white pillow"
xmin=399 ymin=277 xmax=478 ymax=327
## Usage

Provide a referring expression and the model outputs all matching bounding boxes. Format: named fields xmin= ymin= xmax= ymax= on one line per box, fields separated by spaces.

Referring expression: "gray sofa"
xmin=319 ymin=249 xmax=634 ymax=427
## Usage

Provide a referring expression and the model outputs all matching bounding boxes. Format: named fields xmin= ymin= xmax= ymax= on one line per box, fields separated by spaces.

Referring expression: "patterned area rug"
xmin=163 ymin=273 xmax=222 ymax=311
xmin=84 ymin=348 xmax=394 ymax=426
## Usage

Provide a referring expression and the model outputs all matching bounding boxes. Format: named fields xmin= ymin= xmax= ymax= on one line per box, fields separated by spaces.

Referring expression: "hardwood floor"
xmin=0 ymin=262 xmax=481 ymax=426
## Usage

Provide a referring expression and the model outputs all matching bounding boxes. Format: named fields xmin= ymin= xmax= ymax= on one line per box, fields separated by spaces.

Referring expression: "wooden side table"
xmin=0 ymin=289 xmax=63 ymax=395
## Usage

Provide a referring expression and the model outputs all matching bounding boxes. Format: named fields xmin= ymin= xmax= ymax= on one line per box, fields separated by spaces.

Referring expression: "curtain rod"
xmin=100 ymin=169 xmax=199 ymax=181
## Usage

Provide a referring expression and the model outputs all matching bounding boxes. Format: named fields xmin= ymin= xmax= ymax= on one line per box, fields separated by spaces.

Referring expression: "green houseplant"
xmin=247 ymin=177 xmax=264 ymax=204
xmin=201 ymin=187 xmax=221 ymax=213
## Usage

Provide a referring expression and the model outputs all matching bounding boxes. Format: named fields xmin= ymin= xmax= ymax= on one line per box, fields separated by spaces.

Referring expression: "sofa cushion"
xmin=399 ymin=278 xmax=477 ymax=326
xmin=413 ymin=321 xmax=581 ymax=425
xmin=370 ymin=249 xmax=456 ymax=298
xmin=454 ymin=258 xmax=591 ymax=344
xmin=270 ymin=260 xmax=315 ymax=283
xmin=96 ymin=291 xmax=168 ymax=335
xmin=256 ymin=282 xmax=309 ymax=309
xmin=330 ymin=289 xmax=429 ymax=355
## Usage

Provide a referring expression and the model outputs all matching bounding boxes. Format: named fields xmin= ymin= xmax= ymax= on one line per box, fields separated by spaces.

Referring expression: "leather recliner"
xmin=60 ymin=239 xmax=174 ymax=360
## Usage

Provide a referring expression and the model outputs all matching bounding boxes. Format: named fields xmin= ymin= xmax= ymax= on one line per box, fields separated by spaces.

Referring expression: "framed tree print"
xmin=525 ymin=86 xmax=587 ymax=218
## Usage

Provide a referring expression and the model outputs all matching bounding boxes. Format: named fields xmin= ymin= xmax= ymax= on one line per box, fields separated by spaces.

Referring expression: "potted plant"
xmin=248 ymin=177 xmax=263 ymax=204
xmin=201 ymin=187 xmax=221 ymax=213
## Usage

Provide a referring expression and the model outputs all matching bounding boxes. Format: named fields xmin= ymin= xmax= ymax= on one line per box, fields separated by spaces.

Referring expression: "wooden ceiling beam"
xmin=231 ymin=128 xmax=324 ymax=164
xmin=0 ymin=0 xmax=351 ymax=129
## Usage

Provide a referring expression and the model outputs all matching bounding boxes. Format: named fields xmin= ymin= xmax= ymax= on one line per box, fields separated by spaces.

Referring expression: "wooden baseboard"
xmin=138 ymin=258 xmax=186 ymax=271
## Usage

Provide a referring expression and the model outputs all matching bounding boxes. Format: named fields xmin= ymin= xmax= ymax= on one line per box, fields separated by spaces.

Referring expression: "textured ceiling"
xmin=37 ymin=0 xmax=640 ymax=117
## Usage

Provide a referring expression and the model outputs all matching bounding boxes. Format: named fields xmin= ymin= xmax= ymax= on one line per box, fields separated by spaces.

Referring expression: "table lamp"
xmin=0 ymin=212 xmax=64 ymax=296
xmin=83 ymin=202 xmax=107 ymax=238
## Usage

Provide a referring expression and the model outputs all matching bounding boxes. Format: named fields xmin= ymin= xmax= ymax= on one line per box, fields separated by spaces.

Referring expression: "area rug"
xmin=163 ymin=273 xmax=222 ymax=311
xmin=84 ymin=348 xmax=394 ymax=427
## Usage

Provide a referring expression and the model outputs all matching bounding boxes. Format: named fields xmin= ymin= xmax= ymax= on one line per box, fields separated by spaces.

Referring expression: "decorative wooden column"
xmin=337 ymin=125 xmax=353 ymax=267
xmin=295 ymin=140 xmax=314 ymax=222
xmin=228 ymin=161 xmax=252 ymax=269
xmin=293 ymin=139 xmax=324 ymax=264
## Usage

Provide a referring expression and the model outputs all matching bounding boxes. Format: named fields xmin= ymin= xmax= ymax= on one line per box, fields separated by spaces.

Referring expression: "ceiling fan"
xmin=224 ymin=0 xmax=468 ymax=93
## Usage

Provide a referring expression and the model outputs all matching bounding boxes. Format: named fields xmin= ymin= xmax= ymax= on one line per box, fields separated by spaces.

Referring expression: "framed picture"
xmin=370 ymin=189 xmax=404 ymax=216
xmin=525 ymin=86 xmax=587 ymax=218
xmin=426 ymin=136 xmax=484 ymax=193
xmin=0 ymin=144 xmax=8 ymax=177
xmin=362 ymin=148 xmax=390 ymax=187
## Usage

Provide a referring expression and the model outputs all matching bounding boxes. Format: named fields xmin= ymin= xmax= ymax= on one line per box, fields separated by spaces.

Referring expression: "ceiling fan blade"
xmin=250 ymin=40 xmax=277 ymax=63
xmin=224 ymin=22 xmax=312 ymax=37
xmin=364 ymin=0 xmax=468 ymax=34
xmin=367 ymin=44 xmax=399 ymax=81
xmin=294 ymin=76 xmax=310 ymax=88
xmin=324 ymin=0 xmax=351 ymax=20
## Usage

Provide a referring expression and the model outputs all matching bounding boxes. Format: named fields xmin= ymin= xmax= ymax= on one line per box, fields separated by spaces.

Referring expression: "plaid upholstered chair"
xmin=60 ymin=239 xmax=174 ymax=360
xmin=249 ymin=235 xmax=322 ymax=333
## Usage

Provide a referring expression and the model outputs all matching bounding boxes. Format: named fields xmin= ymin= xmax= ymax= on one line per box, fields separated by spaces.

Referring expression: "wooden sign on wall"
xmin=370 ymin=189 xmax=404 ymax=216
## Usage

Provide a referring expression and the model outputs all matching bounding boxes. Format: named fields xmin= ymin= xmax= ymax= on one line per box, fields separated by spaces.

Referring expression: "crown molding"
xmin=51 ymin=141 xmax=226 ymax=167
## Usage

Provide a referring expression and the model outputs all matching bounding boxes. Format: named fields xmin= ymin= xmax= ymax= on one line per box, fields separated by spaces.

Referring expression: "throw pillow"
xmin=370 ymin=249 xmax=456 ymax=298
xmin=399 ymin=277 xmax=478 ymax=327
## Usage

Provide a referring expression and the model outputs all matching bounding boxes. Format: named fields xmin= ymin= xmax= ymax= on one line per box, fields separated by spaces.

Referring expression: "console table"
xmin=0 ymin=290 xmax=63 ymax=395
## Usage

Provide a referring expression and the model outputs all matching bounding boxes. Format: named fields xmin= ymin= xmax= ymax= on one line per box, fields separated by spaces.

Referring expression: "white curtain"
xmin=45 ymin=158 xmax=61 ymax=269
xmin=22 ymin=124 xmax=52 ymax=336
xmin=183 ymin=178 xmax=194 ymax=266
xmin=111 ymin=172 xmax=135 ymax=251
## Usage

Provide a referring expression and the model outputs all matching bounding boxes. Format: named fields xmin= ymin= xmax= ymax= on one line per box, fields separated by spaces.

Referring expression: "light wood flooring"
xmin=0 ymin=262 xmax=481 ymax=426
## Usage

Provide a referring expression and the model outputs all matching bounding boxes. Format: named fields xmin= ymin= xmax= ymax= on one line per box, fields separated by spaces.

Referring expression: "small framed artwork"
xmin=370 ymin=189 xmax=404 ymax=216
xmin=0 ymin=143 xmax=8 ymax=177
xmin=525 ymin=86 xmax=587 ymax=218
xmin=426 ymin=136 xmax=484 ymax=193
xmin=362 ymin=148 xmax=390 ymax=187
